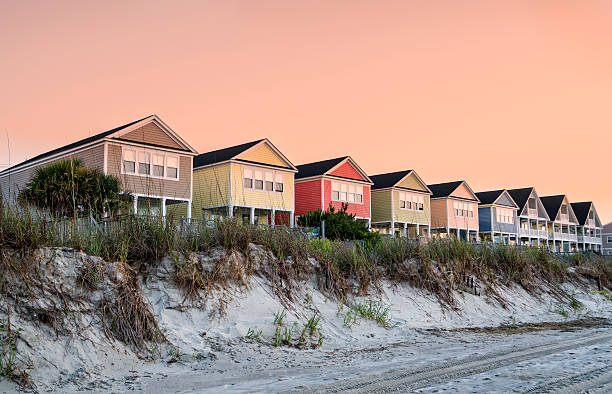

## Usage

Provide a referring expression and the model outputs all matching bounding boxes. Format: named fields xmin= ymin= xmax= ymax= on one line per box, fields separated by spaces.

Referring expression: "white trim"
xmin=131 ymin=192 xmax=189 ymax=202
xmin=103 ymin=143 xmax=108 ymax=175
xmin=320 ymin=178 xmax=324 ymax=210
xmin=105 ymin=138 xmax=195 ymax=156
xmin=372 ymin=186 xmax=430 ymax=195
xmin=325 ymin=156 xmax=373 ymax=185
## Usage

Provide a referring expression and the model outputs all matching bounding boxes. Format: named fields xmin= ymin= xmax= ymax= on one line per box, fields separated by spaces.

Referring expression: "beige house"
xmin=0 ymin=115 xmax=198 ymax=218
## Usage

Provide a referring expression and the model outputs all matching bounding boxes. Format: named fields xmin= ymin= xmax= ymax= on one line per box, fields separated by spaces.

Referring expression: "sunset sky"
xmin=0 ymin=1 xmax=610 ymax=222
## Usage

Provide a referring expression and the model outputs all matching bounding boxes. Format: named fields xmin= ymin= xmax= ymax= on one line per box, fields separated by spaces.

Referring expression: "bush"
xmin=298 ymin=202 xmax=379 ymax=243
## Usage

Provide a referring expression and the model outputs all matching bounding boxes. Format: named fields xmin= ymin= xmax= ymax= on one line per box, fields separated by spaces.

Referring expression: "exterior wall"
xmin=107 ymin=143 xmax=192 ymax=200
xmin=329 ymin=162 xmax=364 ymax=180
xmin=323 ymin=179 xmax=370 ymax=218
xmin=236 ymin=143 xmax=286 ymax=167
xmin=602 ymin=223 xmax=612 ymax=255
xmin=451 ymin=184 xmax=475 ymax=200
xmin=447 ymin=199 xmax=479 ymax=230
xmin=478 ymin=207 xmax=492 ymax=232
xmin=294 ymin=179 xmax=322 ymax=216
xmin=391 ymin=190 xmax=430 ymax=225
xmin=191 ymin=163 xmax=231 ymax=219
xmin=430 ymin=199 xmax=448 ymax=229
xmin=120 ymin=123 xmax=183 ymax=150
xmin=397 ymin=173 xmax=427 ymax=191
xmin=0 ymin=143 xmax=105 ymax=203
xmin=230 ymin=162 xmax=294 ymax=211
xmin=370 ymin=190 xmax=392 ymax=223
xmin=492 ymin=207 xmax=518 ymax=233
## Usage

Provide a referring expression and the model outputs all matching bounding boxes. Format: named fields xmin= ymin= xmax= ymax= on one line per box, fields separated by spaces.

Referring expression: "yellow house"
xmin=191 ymin=139 xmax=297 ymax=226
xmin=369 ymin=170 xmax=432 ymax=238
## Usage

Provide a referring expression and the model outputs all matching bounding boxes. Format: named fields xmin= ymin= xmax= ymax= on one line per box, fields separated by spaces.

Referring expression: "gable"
xmin=450 ymin=183 xmax=477 ymax=200
xmin=120 ymin=122 xmax=183 ymax=150
xmin=495 ymin=192 xmax=516 ymax=208
xmin=236 ymin=142 xmax=288 ymax=168
xmin=329 ymin=161 xmax=367 ymax=181
xmin=397 ymin=172 xmax=428 ymax=192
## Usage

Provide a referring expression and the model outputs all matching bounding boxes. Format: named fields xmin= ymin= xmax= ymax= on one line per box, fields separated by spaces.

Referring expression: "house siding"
xmin=191 ymin=163 xmax=231 ymax=218
xmin=323 ymin=179 xmax=370 ymax=219
xmin=236 ymin=143 xmax=286 ymax=168
xmin=329 ymin=162 xmax=364 ymax=180
xmin=107 ymin=143 xmax=192 ymax=200
xmin=391 ymin=190 xmax=430 ymax=225
xmin=295 ymin=179 xmax=322 ymax=216
xmin=492 ymin=207 xmax=518 ymax=233
xmin=430 ymin=199 xmax=448 ymax=228
xmin=120 ymin=122 xmax=183 ymax=150
xmin=371 ymin=190 xmax=392 ymax=223
xmin=478 ymin=207 xmax=492 ymax=232
xmin=446 ymin=199 xmax=479 ymax=230
xmin=0 ymin=143 xmax=105 ymax=203
xmin=230 ymin=162 xmax=294 ymax=211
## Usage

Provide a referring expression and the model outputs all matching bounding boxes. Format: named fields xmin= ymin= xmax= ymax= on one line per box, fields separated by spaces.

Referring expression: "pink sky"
xmin=0 ymin=1 xmax=610 ymax=222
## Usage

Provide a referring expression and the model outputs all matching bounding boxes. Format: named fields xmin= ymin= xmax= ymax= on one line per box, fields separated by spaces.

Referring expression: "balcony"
xmin=577 ymin=235 xmax=602 ymax=244
xmin=518 ymin=228 xmax=548 ymax=238
xmin=553 ymin=232 xmax=577 ymax=242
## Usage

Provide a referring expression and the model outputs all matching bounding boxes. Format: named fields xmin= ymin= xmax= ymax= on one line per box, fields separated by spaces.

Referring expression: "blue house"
xmin=475 ymin=189 xmax=519 ymax=244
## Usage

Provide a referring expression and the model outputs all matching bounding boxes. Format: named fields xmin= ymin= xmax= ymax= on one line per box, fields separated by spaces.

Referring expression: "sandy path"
xmin=292 ymin=330 xmax=612 ymax=393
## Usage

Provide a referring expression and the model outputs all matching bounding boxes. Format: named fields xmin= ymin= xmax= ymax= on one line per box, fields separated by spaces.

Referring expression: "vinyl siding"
xmin=492 ymin=207 xmax=518 ymax=233
xmin=107 ymin=143 xmax=192 ymax=199
xmin=295 ymin=179 xmax=322 ymax=216
xmin=329 ymin=161 xmax=365 ymax=181
xmin=236 ymin=143 xmax=287 ymax=168
xmin=230 ymin=163 xmax=294 ymax=211
xmin=370 ymin=190 xmax=392 ymax=222
xmin=191 ymin=163 xmax=231 ymax=217
xmin=392 ymin=190 xmax=430 ymax=225
xmin=447 ymin=199 xmax=479 ymax=230
xmin=397 ymin=173 xmax=428 ymax=192
xmin=478 ymin=207 xmax=492 ymax=232
xmin=120 ymin=122 xmax=183 ymax=150
xmin=323 ymin=179 xmax=370 ymax=218
xmin=0 ymin=143 xmax=105 ymax=203
xmin=430 ymin=199 xmax=448 ymax=228
xmin=450 ymin=183 xmax=476 ymax=200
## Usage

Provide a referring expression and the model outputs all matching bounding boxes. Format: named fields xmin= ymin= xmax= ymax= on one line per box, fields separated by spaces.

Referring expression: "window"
xmin=399 ymin=192 xmax=424 ymax=211
xmin=122 ymin=147 xmax=179 ymax=180
xmin=166 ymin=156 xmax=178 ymax=179
xmin=243 ymin=168 xmax=253 ymax=188
xmin=528 ymin=198 xmax=536 ymax=209
xmin=123 ymin=149 xmax=136 ymax=173
xmin=607 ymin=236 xmax=612 ymax=243
xmin=242 ymin=166 xmax=285 ymax=193
xmin=275 ymin=173 xmax=284 ymax=192
xmin=589 ymin=211 xmax=594 ymax=220
xmin=497 ymin=208 xmax=514 ymax=224
xmin=331 ymin=181 xmax=363 ymax=204
xmin=254 ymin=170 xmax=263 ymax=190
xmin=138 ymin=151 xmax=150 ymax=175
xmin=265 ymin=172 xmax=274 ymax=191
xmin=152 ymin=154 xmax=164 ymax=177
xmin=453 ymin=201 xmax=473 ymax=218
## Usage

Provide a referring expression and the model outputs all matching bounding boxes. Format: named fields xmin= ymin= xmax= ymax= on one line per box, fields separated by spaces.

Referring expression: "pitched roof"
xmin=570 ymin=202 xmax=592 ymax=225
xmin=0 ymin=115 xmax=153 ymax=175
xmin=427 ymin=181 xmax=464 ymax=198
xmin=369 ymin=170 xmax=413 ymax=190
xmin=295 ymin=157 xmax=348 ymax=179
xmin=475 ymin=190 xmax=506 ymax=205
xmin=507 ymin=187 xmax=534 ymax=210
xmin=193 ymin=139 xmax=264 ymax=168
xmin=540 ymin=195 xmax=566 ymax=221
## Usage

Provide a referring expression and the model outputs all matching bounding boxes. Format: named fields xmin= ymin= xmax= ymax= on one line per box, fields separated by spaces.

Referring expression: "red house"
xmin=295 ymin=156 xmax=373 ymax=225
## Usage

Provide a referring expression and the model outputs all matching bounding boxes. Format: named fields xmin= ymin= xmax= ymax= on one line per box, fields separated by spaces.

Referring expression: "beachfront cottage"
xmin=0 ymin=115 xmax=198 ymax=218
xmin=191 ymin=139 xmax=297 ymax=226
xmin=427 ymin=181 xmax=480 ymax=241
xmin=474 ymin=189 xmax=519 ymax=244
xmin=507 ymin=187 xmax=550 ymax=247
xmin=602 ymin=223 xmax=612 ymax=256
xmin=540 ymin=195 xmax=579 ymax=252
xmin=368 ymin=170 xmax=432 ymax=238
xmin=294 ymin=156 xmax=373 ymax=226
xmin=570 ymin=201 xmax=603 ymax=252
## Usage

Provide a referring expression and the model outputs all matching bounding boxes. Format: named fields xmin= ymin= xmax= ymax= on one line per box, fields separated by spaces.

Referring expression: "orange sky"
xmin=0 ymin=1 xmax=610 ymax=222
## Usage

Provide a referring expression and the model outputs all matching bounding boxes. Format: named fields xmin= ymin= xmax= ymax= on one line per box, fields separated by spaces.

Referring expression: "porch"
xmin=370 ymin=221 xmax=431 ymax=239
xmin=132 ymin=194 xmax=191 ymax=221
xmin=202 ymin=204 xmax=294 ymax=227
